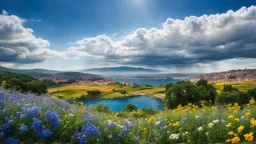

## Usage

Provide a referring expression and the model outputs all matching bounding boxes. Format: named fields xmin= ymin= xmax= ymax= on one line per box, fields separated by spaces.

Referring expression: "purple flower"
xmin=5 ymin=138 xmax=21 ymax=144
xmin=45 ymin=110 xmax=61 ymax=129
xmin=19 ymin=124 xmax=28 ymax=133
xmin=37 ymin=129 xmax=53 ymax=140
xmin=32 ymin=118 xmax=42 ymax=131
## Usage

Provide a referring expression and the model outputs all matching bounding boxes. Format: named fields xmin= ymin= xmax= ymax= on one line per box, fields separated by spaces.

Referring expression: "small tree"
xmin=93 ymin=104 xmax=110 ymax=113
xmin=124 ymin=104 xmax=137 ymax=112
xmin=197 ymin=79 xmax=208 ymax=87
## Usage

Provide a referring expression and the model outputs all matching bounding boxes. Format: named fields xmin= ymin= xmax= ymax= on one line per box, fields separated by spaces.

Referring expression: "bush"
xmin=165 ymin=83 xmax=173 ymax=91
xmin=215 ymin=91 xmax=240 ymax=104
xmin=124 ymin=104 xmax=137 ymax=112
xmin=197 ymin=79 xmax=208 ymax=87
xmin=93 ymin=104 xmax=110 ymax=113
xmin=87 ymin=90 xmax=101 ymax=96
xmin=120 ymin=90 xmax=126 ymax=94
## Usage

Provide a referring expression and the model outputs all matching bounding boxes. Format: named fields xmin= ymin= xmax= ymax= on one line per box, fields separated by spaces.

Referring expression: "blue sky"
xmin=0 ymin=0 xmax=256 ymax=72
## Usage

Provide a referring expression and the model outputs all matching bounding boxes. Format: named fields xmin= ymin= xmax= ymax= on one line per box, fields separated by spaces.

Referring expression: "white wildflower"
xmin=169 ymin=133 xmax=180 ymax=140
xmin=213 ymin=119 xmax=219 ymax=123
xmin=208 ymin=123 xmax=214 ymax=128
xmin=197 ymin=126 xmax=203 ymax=131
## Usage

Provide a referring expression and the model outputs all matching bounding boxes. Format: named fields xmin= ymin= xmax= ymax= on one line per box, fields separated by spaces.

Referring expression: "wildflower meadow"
xmin=1 ymin=88 xmax=256 ymax=143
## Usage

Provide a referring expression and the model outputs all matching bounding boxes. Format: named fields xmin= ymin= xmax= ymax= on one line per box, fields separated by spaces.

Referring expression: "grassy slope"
xmin=48 ymin=84 xmax=166 ymax=99
xmin=210 ymin=80 xmax=256 ymax=93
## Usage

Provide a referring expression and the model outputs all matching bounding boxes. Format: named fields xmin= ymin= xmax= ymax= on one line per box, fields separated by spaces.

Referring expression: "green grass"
xmin=48 ymin=84 xmax=166 ymax=100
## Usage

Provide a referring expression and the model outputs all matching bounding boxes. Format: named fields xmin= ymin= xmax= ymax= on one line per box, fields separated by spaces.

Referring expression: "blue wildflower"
xmin=82 ymin=123 xmax=99 ymax=136
xmin=2 ymin=120 xmax=14 ymax=134
xmin=15 ymin=112 xmax=22 ymax=119
xmin=133 ymin=136 xmax=140 ymax=142
xmin=37 ymin=129 xmax=53 ymax=140
xmin=155 ymin=120 xmax=164 ymax=128
xmin=0 ymin=132 xmax=4 ymax=138
xmin=84 ymin=116 xmax=95 ymax=124
xmin=22 ymin=105 xmax=41 ymax=118
xmin=106 ymin=120 xmax=116 ymax=128
xmin=19 ymin=124 xmax=28 ymax=133
xmin=74 ymin=131 xmax=86 ymax=144
xmin=32 ymin=118 xmax=42 ymax=131
xmin=124 ymin=121 xmax=134 ymax=129
xmin=5 ymin=138 xmax=21 ymax=144
xmin=45 ymin=110 xmax=61 ymax=129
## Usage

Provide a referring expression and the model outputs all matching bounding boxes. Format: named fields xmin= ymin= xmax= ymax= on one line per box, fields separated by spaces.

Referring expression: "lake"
xmin=114 ymin=79 xmax=179 ymax=86
xmin=81 ymin=95 xmax=164 ymax=112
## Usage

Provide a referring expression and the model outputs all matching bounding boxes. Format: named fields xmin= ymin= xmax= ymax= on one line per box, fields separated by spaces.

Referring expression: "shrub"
xmin=124 ymin=104 xmax=137 ymax=112
xmin=120 ymin=90 xmax=126 ymax=94
xmin=92 ymin=104 xmax=110 ymax=113
xmin=87 ymin=90 xmax=101 ymax=96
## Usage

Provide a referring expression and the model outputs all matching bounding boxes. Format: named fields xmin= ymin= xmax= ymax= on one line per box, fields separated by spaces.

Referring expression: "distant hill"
xmin=0 ymin=66 xmax=60 ymax=75
xmin=81 ymin=66 xmax=161 ymax=75
xmin=0 ymin=66 xmax=103 ymax=81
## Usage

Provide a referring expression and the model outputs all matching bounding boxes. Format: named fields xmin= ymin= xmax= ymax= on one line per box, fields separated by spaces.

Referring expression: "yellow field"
xmin=210 ymin=80 xmax=256 ymax=93
xmin=48 ymin=84 xmax=166 ymax=99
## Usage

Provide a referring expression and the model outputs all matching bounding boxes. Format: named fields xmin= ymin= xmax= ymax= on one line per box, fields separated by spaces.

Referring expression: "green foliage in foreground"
xmin=2 ymin=88 xmax=256 ymax=143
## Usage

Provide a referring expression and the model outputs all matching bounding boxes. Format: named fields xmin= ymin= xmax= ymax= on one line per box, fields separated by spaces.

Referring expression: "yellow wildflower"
xmin=231 ymin=136 xmax=240 ymax=144
xmin=237 ymin=126 xmax=244 ymax=133
xmin=228 ymin=115 xmax=234 ymax=119
xmin=249 ymin=97 xmax=255 ymax=104
xmin=229 ymin=131 xmax=234 ymax=136
xmin=172 ymin=121 xmax=180 ymax=127
xmin=245 ymin=111 xmax=251 ymax=116
xmin=234 ymin=118 xmax=240 ymax=122
xmin=142 ymin=128 xmax=147 ymax=131
xmin=226 ymin=139 xmax=231 ymax=143
xmin=244 ymin=132 xmax=254 ymax=142
xmin=114 ymin=112 xmax=119 ymax=117
xmin=251 ymin=118 xmax=256 ymax=127
xmin=148 ymin=116 xmax=154 ymax=124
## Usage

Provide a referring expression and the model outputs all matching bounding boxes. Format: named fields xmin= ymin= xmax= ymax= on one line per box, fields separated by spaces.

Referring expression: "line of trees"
xmin=0 ymin=72 xmax=47 ymax=94
xmin=165 ymin=79 xmax=256 ymax=109
xmin=165 ymin=79 xmax=217 ymax=109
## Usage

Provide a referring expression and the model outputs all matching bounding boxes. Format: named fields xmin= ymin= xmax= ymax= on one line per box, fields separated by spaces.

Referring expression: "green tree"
xmin=197 ymin=79 xmax=208 ymax=87
xmin=124 ymin=104 xmax=138 ymax=112
xmin=93 ymin=104 xmax=110 ymax=113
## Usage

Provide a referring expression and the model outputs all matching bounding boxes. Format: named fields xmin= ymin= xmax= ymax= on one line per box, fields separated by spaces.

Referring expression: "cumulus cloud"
xmin=69 ymin=6 xmax=256 ymax=67
xmin=0 ymin=10 xmax=52 ymax=64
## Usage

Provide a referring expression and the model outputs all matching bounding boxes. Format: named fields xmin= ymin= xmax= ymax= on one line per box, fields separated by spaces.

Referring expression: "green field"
xmin=210 ymin=80 xmax=256 ymax=93
xmin=48 ymin=84 xmax=166 ymax=100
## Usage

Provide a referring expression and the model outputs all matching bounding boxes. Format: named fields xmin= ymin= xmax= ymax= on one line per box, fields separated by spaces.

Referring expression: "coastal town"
xmin=189 ymin=69 xmax=256 ymax=82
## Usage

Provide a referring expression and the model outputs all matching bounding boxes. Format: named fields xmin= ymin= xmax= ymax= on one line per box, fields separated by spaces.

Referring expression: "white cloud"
xmin=0 ymin=10 xmax=52 ymax=64
xmin=68 ymin=6 xmax=256 ymax=67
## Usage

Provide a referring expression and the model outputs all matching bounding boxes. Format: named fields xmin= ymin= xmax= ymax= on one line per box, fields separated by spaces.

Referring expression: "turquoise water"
xmin=114 ymin=79 xmax=179 ymax=86
xmin=81 ymin=95 xmax=164 ymax=112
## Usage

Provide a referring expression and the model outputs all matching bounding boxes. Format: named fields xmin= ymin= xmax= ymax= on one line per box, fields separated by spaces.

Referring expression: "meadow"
xmin=210 ymin=80 xmax=256 ymax=93
xmin=1 ymin=88 xmax=256 ymax=143
xmin=48 ymin=84 xmax=166 ymax=100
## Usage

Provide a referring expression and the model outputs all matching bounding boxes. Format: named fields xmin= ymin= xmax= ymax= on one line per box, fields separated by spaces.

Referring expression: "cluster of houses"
xmin=189 ymin=69 xmax=256 ymax=82
xmin=76 ymin=79 xmax=117 ymax=85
